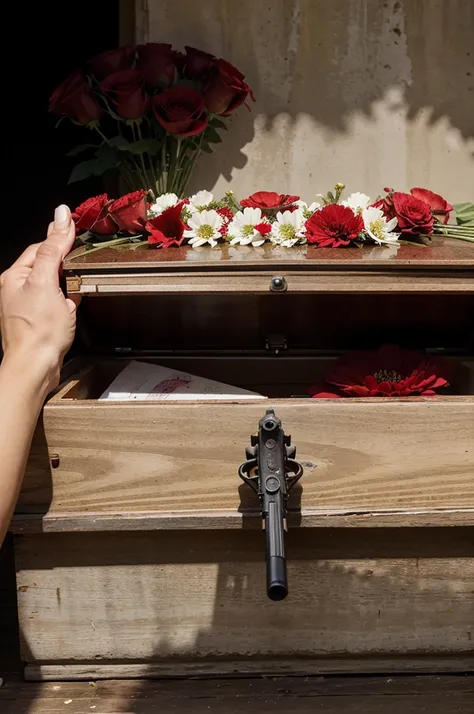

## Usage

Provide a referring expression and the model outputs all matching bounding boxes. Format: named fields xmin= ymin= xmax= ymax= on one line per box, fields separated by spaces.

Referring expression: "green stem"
xmin=131 ymin=121 xmax=153 ymax=191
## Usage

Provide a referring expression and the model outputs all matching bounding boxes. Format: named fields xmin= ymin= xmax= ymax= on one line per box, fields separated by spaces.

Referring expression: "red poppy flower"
xmin=72 ymin=194 xmax=117 ymax=235
xmin=310 ymin=345 xmax=450 ymax=398
xmin=146 ymin=202 xmax=186 ymax=247
xmin=108 ymin=190 xmax=147 ymax=233
xmin=241 ymin=191 xmax=300 ymax=215
xmin=305 ymin=204 xmax=364 ymax=247
xmin=410 ymin=187 xmax=453 ymax=225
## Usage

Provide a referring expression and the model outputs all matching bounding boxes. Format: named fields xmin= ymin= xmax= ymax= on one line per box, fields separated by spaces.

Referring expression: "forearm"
xmin=0 ymin=357 xmax=47 ymax=543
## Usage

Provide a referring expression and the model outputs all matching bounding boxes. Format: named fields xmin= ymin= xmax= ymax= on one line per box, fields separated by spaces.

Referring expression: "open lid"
xmin=64 ymin=236 xmax=474 ymax=296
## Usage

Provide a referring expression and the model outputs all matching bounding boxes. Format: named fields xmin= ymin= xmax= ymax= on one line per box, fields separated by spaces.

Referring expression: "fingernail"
xmin=54 ymin=204 xmax=70 ymax=230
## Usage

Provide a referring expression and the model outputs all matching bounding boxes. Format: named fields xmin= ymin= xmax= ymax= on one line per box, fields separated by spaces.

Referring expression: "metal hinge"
xmin=265 ymin=334 xmax=288 ymax=355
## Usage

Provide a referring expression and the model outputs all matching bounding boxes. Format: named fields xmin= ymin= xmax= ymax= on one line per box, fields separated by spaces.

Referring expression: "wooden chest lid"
xmin=64 ymin=237 xmax=474 ymax=296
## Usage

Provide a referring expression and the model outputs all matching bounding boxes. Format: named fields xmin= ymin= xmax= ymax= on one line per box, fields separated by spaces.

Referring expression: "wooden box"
xmin=12 ymin=237 xmax=474 ymax=681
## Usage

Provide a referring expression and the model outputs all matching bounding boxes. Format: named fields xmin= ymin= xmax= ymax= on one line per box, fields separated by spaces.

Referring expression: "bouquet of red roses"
xmin=49 ymin=44 xmax=254 ymax=197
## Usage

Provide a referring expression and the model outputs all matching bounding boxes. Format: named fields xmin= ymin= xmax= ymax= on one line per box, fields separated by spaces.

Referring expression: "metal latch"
xmin=265 ymin=334 xmax=288 ymax=355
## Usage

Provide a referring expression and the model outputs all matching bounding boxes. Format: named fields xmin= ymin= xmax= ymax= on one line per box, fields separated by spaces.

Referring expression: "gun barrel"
xmin=265 ymin=499 xmax=288 ymax=601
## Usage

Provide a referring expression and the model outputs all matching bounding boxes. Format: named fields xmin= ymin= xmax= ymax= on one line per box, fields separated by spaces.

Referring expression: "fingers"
xmin=10 ymin=243 xmax=42 ymax=270
xmin=29 ymin=206 xmax=75 ymax=285
xmin=66 ymin=295 xmax=81 ymax=313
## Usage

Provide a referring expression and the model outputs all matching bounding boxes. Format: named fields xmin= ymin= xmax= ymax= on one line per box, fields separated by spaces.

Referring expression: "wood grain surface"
xmin=17 ymin=399 xmax=474 ymax=527
xmin=14 ymin=528 xmax=474 ymax=671
xmin=2 ymin=675 xmax=473 ymax=713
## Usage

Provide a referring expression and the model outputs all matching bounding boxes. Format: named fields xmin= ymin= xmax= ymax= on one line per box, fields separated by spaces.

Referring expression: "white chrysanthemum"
xmin=188 ymin=190 xmax=214 ymax=211
xmin=342 ymin=192 xmax=372 ymax=214
xmin=270 ymin=209 xmax=306 ymax=247
xmin=184 ymin=209 xmax=223 ymax=248
xmin=362 ymin=206 xmax=400 ymax=245
xmin=148 ymin=193 xmax=179 ymax=216
xmin=296 ymin=200 xmax=322 ymax=219
xmin=227 ymin=207 xmax=267 ymax=247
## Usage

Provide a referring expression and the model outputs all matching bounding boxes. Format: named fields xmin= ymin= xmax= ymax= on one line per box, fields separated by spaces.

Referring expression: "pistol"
xmin=238 ymin=409 xmax=303 ymax=601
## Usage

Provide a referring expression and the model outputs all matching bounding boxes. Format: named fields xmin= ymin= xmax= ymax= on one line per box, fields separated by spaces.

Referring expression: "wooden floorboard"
xmin=1 ymin=675 xmax=472 ymax=713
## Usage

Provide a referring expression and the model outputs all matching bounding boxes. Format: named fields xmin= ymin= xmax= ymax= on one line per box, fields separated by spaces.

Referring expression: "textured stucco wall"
xmin=135 ymin=0 xmax=474 ymax=201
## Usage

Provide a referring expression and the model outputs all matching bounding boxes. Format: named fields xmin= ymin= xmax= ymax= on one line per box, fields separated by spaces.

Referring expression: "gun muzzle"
xmin=265 ymin=500 xmax=288 ymax=601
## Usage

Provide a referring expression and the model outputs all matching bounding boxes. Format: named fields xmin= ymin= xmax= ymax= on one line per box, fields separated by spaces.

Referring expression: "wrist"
xmin=0 ymin=350 xmax=58 ymax=402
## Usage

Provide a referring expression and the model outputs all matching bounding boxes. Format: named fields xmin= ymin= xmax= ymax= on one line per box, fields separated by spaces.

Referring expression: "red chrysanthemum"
xmin=305 ymin=204 xmax=364 ymax=247
xmin=146 ymin=202 xmax=186 ymax=248
xmin=410 ymin=187 xmax=453 ymax=225
xmin=310 ymin=344 xmax=450 ymax=398
xmin=217 ymin=206 xmax=234 ymax=236
xmin=240 ymin=191 xmax=300 ymax=215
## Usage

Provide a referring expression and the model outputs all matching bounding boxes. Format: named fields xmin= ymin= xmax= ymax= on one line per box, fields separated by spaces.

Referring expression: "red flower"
xmin=108 ymin=190 xmax=147 ymax=233
xmin=100 ymin=69 xmax=150 ymax=120
xmin=410 ymin=187 xmax=453 ymax=225
xmin=305 ymin=204 xmax=364 ymax=247
xmin=72 ymin=194 xmax=117 ymax=235
xmin=241 ymin=191 xmax=300 ymax=215
xmin=184 ymin=46 xmax=216 ymax=80
xmin=255 ymin=222 xmax=272 ymax=236
xmin=49 ymin=70 xmax=103 ymax=125
xmin=152 ymin=85 xmax=208 ymax=137
xmin=136 ymin=43 xmax=181 ymax=89
xmin=203 ymin=59 xmax=255 ymax=116
xmin=146 ymin=202 xmax=186 ymax=247
xmin=216 ymin=206 xmax=234 ymax=236
xmin=392 ymin=192 xmax=435 ymax=236
xmin=310 ymin=345 xmax=450 ymax=398
xmin=89 ymin=46 xmax=135 ymax=81
xmin=373 ymin=188 xmax=396 ymax=220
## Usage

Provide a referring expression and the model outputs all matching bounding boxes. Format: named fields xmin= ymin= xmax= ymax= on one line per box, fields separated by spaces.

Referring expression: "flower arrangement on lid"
xmin=50 ymin=43 xmax=254 ymax=197
xmin=71 ymin=183 xmax=474 ymax=254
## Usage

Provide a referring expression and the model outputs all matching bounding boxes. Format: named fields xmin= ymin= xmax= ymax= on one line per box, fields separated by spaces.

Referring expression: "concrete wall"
xmin=135 ymin=0 xmax=474 ymax=202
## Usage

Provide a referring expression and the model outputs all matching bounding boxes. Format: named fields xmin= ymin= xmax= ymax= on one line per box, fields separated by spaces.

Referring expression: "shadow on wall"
xmin=151 ymin=0 xmax=474 ymax=196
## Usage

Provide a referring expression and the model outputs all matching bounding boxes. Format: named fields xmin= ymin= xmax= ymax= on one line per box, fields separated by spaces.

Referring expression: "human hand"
xmin=0 ymin=205 xmax=78 ymax=397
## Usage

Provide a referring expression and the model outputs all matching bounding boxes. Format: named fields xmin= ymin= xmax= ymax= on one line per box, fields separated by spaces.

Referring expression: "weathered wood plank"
xmin=15 ymin=529 xmax=474 ymax=672
xmin=19 ymin=400 xmax=474 ymax=521
xmin=2 ymin=675 xmax=473 ymax=713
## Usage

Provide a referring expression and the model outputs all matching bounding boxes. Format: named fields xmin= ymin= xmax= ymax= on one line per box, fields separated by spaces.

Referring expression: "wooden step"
xmin=1 ymin=675 xmax=473 ymax=713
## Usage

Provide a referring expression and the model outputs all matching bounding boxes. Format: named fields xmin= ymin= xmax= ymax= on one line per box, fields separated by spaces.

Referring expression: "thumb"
xmin=29 ymin=205 xmax=75 ymax=285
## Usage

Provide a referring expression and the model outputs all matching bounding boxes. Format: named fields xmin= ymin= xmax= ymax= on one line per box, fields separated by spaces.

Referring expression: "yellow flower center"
xmin=196 ymin=224 xmax=215 ymax=239
xmin=369 ymin=218 xmax=386 ymax=240
xmin=242 ymin=224 xmax=255 ymax=237
xmin=279 ymin=224 xmax=296 ymax=240
xmin=374 ymin=369 xmax=402 ymax=384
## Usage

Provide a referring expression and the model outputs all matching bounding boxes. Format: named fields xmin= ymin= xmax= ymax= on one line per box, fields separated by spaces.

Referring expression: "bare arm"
xmin=0 ymin=206 xmax=77 ymax=544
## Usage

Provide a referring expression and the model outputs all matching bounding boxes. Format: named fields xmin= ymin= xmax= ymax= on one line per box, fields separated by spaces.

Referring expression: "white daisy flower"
xmin=227 ymin=207 xmax=268 ymax=247
xmin=296 ymin=200 xmax=321 ymax=219
xmin=148 ymin=193 xmax=179 ymax=216
xmin=188 ymin=190 xmax=214 ymax=211
xmin=184 ymin=209 xmax=223 ymax=248
xmin=362 ymin=206 xmax=400 ymax=245
xmin=270 ymin=209 xmax=306 ymax=247
xmin=342 ymin=192 xmax=372 ymax=214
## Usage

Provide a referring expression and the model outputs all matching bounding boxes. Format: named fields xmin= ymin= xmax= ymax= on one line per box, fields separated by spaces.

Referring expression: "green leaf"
xmin=67 ymin=143 xmax=99 ymax=157
xmin=210 ymin=117 xmax=228 ymax=131
xmin=205 ymin=127 xmax=223 ymax=144
xmin=175 ymin=78 xmax=202 ymax=91
xmin=454 ymin=202 xmax=474 ymax=226
xmin=119 ymin=138 xmax=162 ymax=155
xmin=107 ymin=136 xmax=131 ymax=149
xmin=201 ymin=143 xmax=213 ymax=154
xmin=68 ymin=159 xmax=103 ymax=183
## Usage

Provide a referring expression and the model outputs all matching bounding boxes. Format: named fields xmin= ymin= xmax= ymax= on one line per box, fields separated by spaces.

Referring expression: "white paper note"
xmin=99 ymin=360 xmax=266 ymax=401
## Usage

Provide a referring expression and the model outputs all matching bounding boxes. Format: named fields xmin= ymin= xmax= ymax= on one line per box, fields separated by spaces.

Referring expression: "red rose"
xmin=305 ymin=204 xmax=364 ymax=247
xmin=108 ymin=190 xmax=147 ymax=233
xmin=89 ymin=46 xmax=135 ymax=81
xmin=392 ymin=192 xmax=435 ymax=236
xmin=410 ymin=187 xmax=453 ymax=225
xmin=184 ymin=46 xmax=216 ymax=80
xmin=310 ymin=344 xmax=450 ymax=398
xmin=241 ymin=192 xmax=300 ymax=214
xmin=146 ymin=202 xmax=186 ymax=247
xmin=136 ymin=43 xmax=181 ymax=89
xmin=152 ymin=85 xmax=208 ymax=137
xmin=203 ymin=59 xmax=255 ymax=116
xmin=49 ymin=70 xmax=103 ymax=125
xmin=100 ymin=69 xmax=150 ymax=120
xmin=72 ymin=194 xmax=117 ymax=235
